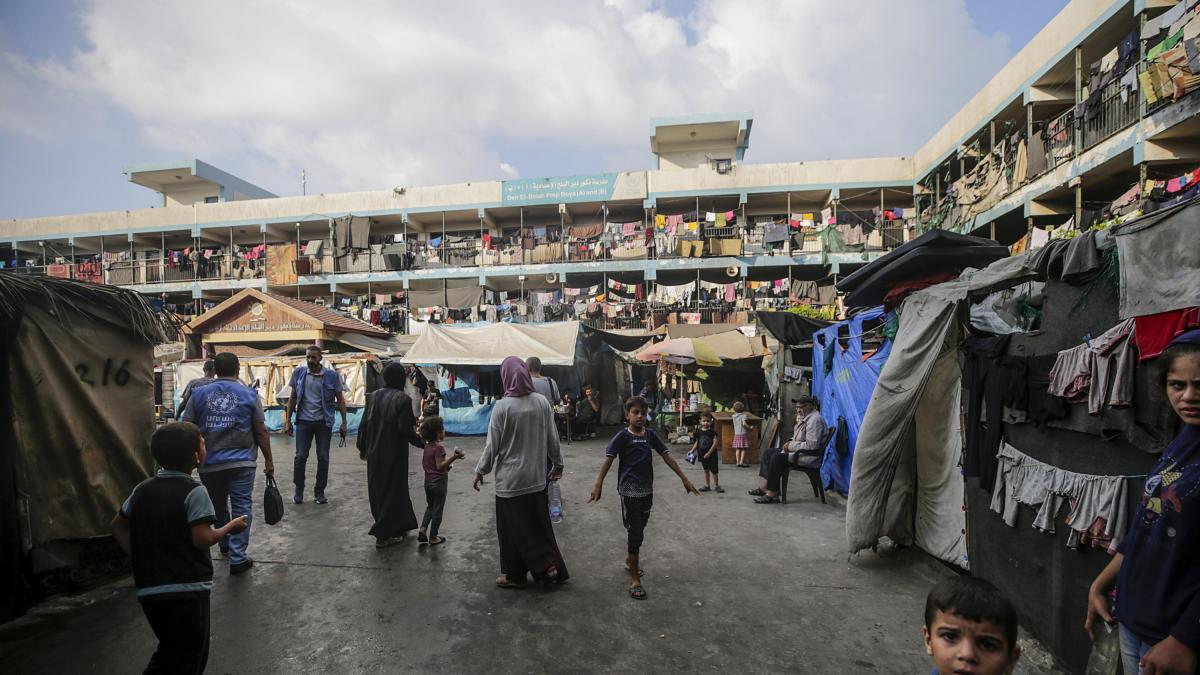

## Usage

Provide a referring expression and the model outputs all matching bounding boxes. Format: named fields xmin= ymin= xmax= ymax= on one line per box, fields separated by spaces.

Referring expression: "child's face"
xmin=700 ymin=416 xmax=713 ymax=429
xmin=626 ymin=405 xmax=647 ymax=431
xmin=923 ymin=610 xmax=1018 ymax=675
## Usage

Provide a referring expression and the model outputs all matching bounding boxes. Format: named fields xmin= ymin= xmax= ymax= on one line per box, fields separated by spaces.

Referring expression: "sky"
xmin=0 ymin=0 xmax=1069 ymax=219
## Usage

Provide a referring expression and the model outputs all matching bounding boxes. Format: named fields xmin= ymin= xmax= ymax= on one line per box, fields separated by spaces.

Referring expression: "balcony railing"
xmin=1043 ymin=108 xmax=1074 ymax=172
xmin=1082 ymin=66 xmax=1139 ymax=150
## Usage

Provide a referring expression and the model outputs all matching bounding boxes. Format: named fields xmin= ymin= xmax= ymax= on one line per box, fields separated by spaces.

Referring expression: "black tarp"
xmin=583 ymin=326 xmax=657 ymax=353
xmin=755 ymin=311 xmax=832 ymax=346
xmin=842 ymin=245 xmax=1009 ymax=308
xmin=836 ymin=230 xmax=1003 ymax=294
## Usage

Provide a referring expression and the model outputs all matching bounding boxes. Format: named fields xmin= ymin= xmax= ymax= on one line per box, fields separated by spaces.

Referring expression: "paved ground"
xmin=0 ymin=432 xmax=1061 ymax=673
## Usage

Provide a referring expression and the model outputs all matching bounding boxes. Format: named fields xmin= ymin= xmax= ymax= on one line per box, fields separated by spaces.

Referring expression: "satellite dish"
xmin=546 ymin=273 xmax=558 ymax=284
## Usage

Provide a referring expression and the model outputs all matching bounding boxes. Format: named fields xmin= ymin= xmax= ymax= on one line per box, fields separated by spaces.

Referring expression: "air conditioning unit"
xmin=713 ymin=158 xmax=733 ymax=174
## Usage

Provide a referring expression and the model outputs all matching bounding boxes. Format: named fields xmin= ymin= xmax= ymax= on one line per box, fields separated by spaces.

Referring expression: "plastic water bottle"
xmin=548 ymin=480 xmax=564 ymax=523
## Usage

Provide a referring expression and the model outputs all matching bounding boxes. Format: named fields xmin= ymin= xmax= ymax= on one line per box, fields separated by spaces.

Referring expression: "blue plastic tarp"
xmin=812 ymin=307 xmax=893 ymax=494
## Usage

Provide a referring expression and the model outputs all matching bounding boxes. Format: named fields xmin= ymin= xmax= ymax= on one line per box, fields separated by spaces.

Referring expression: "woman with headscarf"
xmin=358 ymin=363 xmax=426 ymax=548
xmin=473 ymin=356 xmax=568 ymax=588
xmin=1085 ymin=329 xmax=1200 ymax=674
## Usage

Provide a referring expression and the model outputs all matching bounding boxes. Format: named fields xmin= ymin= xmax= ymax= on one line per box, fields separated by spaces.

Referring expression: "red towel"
xmin=1133 ymin=307 xmax=1200 ymax=360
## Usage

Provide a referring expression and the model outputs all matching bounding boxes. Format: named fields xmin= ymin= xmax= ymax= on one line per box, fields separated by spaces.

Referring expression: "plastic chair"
xmin=779 ymin=427 xmax=834 ymax=504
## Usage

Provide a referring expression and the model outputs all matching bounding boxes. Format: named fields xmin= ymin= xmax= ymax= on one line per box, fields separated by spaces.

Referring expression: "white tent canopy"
xmin=400 ymin=321 xmax=580 ymax=366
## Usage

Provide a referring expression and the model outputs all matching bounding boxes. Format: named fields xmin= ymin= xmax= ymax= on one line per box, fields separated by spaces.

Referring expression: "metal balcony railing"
xmin=1082 ymin=66 xmax=1140 ymax=149
xmin=1043 ymin=108 xmax=1074 ymax=171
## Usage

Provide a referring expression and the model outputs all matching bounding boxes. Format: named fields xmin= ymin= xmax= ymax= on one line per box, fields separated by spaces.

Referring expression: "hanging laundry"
xmin=705 ymin=212 xmax=716 ymax=222
xmin=991 ymin=443 xmax=1128 ymax=553
xmin=1047 ymin=319 xmax=1136 ymax=415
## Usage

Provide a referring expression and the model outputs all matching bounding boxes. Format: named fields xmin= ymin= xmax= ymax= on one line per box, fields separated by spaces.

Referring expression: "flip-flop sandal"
xmin=748 ymin=488 xmax=765 ymax=496
xmin=754 ymin=495 xmax=781 ymax=504
xmin=698 ymin=486 xmax=711 ymax=492
xmin=629 ymin=585 xmax=647 ymax=600
xmin=429 ymin=536 xmax=446 ymax=546
xmin=496 ymin=576 xmax=527 ymax=589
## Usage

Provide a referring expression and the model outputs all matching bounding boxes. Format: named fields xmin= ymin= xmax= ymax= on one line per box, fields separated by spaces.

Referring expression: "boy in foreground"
xmin=111 ymin=422 xmax=249 ymax=674
xmin=589 ymin=396 xmax=699 ymax=600
xmin=923 ymin=576 xmax=1021 ymax=675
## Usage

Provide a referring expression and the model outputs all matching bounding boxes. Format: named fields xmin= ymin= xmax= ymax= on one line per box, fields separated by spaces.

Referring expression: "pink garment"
xmin=622 ymin=222 xmax=636 ymax=236
xmin=1168 ymin=177 xmax=1182 ymax=193
xmin=725 ymin=284 xmax=736 ymax=302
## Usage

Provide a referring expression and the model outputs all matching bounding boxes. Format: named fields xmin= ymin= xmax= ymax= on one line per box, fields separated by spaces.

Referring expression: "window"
xmin=203 ymin=196 xmax=219 ymax=204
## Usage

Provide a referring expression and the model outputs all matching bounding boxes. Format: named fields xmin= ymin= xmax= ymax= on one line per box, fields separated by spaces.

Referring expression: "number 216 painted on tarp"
xmin=75 ymin=358 xmax=131 ymax=387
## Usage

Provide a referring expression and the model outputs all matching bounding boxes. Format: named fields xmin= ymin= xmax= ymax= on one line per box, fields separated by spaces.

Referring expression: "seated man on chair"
xmin=749 ymin=396 xmax=827 ymax=504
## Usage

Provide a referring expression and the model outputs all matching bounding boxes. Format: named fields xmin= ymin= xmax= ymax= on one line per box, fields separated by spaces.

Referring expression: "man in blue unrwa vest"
xmin=182 ymin=352 xmax=275 ymax=575
xmin=284 ymin=345 xmax=349 ymax=505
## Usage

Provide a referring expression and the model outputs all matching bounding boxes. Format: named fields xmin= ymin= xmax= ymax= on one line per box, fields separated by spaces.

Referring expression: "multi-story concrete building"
xmin=2 ymin=0 xmax=1197 ymax=333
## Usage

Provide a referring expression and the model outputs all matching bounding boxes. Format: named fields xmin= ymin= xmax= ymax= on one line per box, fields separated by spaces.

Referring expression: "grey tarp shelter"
xmin=845 ymin=255 xmax=1035 ymax=567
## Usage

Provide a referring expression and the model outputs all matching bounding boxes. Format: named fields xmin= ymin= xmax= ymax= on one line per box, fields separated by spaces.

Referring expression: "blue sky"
xmin=0 ymin=0 xmax=1068 ymax=220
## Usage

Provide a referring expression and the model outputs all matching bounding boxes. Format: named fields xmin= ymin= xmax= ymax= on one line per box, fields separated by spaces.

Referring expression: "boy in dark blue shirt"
xmin=589 ymin=396 xmax=698 ymax=600
xmin=111 ymin=422 xmax=249 ymax=674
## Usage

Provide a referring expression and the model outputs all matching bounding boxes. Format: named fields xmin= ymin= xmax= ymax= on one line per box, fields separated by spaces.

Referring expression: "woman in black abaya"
xmin=358 ymin=363 xmax=426 ymax=548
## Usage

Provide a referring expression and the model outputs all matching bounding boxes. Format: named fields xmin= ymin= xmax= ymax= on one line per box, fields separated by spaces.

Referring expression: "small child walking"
xmin=418 ymin=416 xmax=464 ymax=546
xmin=732 ymin=402 xmax=754 ymax=467
xmin=690 ymin=411 xmax=723 ymax=492
xmin=589 ymin=396 xmax=699 ymax=600
xmin=110 ymin=422 xmax=249 ymax=673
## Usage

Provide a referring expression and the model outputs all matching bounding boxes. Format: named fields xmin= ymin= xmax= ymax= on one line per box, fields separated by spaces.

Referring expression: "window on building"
xmin=204 ymin=196 xmax=219 ymax=204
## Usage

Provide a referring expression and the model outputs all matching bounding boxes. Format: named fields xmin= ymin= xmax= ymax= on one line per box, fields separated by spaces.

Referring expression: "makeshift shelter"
xmin=181 ymin=288 xmax=392 ymax=358
xmin=0 ymin=276 xmax=175 ymax=621
xmin=845 ymin=255 xmax=1035 ymax=568
xmin=811 ymin=307 xmax=893 ymax=494
xmin=400 ymin=321 xmax=583 ymax=434
xmin=583 ymin=326 xmax=658 ymax=425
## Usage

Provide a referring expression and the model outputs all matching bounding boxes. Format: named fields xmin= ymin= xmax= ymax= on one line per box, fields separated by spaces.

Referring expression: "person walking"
xmin=284 ymin=346 xmax=348 ymax=505
xmin=526 ymin=356 xmax=560 ymax=405
xmin=182 ymin=352 xmax=274 ymax=575
xmin=473 ymin=356 xmax=569 ymax=588
xmin=176 ymin=359 xmax=216 ymax=418
xmin=357 ymin=363 xmax=426 ymax=548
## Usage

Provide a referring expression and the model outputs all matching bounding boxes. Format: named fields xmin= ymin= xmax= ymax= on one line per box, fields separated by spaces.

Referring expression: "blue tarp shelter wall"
xmin=812 ymin=307 xmax=893 ymax=494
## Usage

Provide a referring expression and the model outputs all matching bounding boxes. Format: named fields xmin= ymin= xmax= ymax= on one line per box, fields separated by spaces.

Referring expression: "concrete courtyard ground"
xmin=0 ymin=431 xmax=1061 ymax=673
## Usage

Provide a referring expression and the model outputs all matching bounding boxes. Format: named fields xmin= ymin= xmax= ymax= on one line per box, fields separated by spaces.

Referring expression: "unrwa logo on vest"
xmin=208 ymin=390 xmax=238 ymax=415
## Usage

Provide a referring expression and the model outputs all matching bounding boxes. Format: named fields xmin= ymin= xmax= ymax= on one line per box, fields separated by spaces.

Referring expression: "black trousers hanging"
xmin=961 ymin=334 xmax=1011 ymax=492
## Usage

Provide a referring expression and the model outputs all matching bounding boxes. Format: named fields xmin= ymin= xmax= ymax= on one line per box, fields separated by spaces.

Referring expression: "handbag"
xmin=685 ymin=450 xmax=698 ymax=465
xmin=263 ymin=476 xmax=285 ymax=525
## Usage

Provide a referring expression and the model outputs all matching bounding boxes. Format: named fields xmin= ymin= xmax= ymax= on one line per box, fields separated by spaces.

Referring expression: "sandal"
xmin=429 ymin=536 xmax=445 ymax=546
xmin=698 ymin=486 xmax=711 ymax=492
xmin=496 ymin=575 xmax=527 ymax=589
xmin=544 ymin=565 xmax=560 ymax=583
xmin=754 ymin=495 xmax=781 ymax=504
xmin=748 ymin=488 xmax=765 ymax=496
xmin=629 ymin=584 xmax=647 ymax=600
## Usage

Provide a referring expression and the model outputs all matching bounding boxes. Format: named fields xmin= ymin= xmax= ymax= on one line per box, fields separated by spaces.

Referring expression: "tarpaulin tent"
xmin=400 ymin=322 xmax=583 ymax=434
xmin=0 ymin=275 xmax=175 ymax=621
xmin=755 ymin=311 xmax=832 ymax=346
xmin=401 ymin=321 xmax=580 ymax=367
xmin=811 ymin=307 xmax=893 ymax=494
xmin=846 ymin=255 xmax=1034 ymax=568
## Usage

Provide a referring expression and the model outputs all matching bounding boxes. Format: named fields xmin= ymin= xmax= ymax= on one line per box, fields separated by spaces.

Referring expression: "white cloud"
xmin=1 ymin=0 xmax=1012 ymax=197
xmin=498 ymin=162 xmax=519 ymax=178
